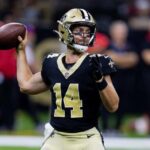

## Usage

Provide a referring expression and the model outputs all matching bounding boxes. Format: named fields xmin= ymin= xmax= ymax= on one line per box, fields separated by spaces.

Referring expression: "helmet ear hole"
xmin=61 ymin=31 xmax=65 ymax=34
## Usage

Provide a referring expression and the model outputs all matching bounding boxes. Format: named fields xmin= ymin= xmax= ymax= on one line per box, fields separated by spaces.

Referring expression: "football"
xmin=0 ymin=22 xmax=26 ymax=50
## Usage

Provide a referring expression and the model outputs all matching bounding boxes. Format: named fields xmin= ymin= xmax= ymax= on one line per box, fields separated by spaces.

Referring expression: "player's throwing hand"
xmin=17 ymin=30 xmax=27 ymax=52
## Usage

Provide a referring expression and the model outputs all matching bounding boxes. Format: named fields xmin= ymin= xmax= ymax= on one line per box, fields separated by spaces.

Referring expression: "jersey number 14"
xmin=53 ymin=83 xmax=83 ymax=118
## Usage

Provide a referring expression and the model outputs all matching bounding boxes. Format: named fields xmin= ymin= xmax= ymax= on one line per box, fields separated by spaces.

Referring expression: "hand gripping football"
xmin=0 ymin=22 xmax=26 ymax=50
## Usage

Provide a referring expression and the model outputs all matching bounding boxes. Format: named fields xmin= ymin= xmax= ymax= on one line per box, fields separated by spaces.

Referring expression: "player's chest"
xmin=48 ymin=55 xmax=92 ymax=83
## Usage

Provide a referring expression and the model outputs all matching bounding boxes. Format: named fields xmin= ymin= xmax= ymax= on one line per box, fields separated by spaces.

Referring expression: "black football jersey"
xmin=41 ymin=53 xmax=116 ymax=132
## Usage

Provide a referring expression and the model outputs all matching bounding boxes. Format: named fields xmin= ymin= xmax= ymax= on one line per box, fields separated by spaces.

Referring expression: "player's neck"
xmin=65 ymin=49 xmax=84 ymax=64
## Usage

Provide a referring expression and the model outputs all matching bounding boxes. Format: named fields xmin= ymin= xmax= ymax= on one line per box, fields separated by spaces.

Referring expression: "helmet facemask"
xmin=54 ymin=8 xmax=96 ymax=53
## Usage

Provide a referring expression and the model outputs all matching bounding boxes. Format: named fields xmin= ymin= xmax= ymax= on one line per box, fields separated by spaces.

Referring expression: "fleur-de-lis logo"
xmin=109 ymin=60 xmax=114 ymax=68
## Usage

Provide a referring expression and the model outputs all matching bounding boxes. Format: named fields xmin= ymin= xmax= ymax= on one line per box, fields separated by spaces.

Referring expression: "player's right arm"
xmin=16 ymin=34 xmax=49 ymax=95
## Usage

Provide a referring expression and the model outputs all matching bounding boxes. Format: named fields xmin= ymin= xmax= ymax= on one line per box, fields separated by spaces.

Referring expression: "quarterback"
xmin=17 ymin=8 xmax=119 ymax=150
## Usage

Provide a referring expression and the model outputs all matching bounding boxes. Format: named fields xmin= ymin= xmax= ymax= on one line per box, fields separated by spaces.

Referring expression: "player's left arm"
xmin=99 ymin=75 xmax=119 ymax=112
xmin=89 ymin=54 xmax=119 ymax=112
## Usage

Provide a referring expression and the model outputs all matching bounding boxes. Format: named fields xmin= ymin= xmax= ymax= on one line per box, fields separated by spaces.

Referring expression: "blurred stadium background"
xmin=0 ymin=0 xmax=150 ymax=149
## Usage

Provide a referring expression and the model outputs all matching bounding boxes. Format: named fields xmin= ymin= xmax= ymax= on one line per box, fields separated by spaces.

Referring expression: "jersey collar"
xmin=57 ymin=53 xmax=88 ymax=79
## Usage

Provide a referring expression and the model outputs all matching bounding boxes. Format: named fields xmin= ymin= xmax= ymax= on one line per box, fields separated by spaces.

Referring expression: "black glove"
xmin=89 ymin=55 xmax=108 ymax=90
xmin=89 ymin=55 xmax=103 ymax=81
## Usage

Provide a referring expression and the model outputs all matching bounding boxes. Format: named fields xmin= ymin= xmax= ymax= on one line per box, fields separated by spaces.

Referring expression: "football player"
xmin=17 ymin=8 xmax=119 ymax=150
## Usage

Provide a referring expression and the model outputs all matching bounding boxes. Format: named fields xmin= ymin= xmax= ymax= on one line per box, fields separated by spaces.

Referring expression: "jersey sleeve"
xmin=99 ymin=54 xmax=117 ymax=75
xmin=41 ymin=56 xmax=50 ymax=86
xmin=41 ymin=53 xmax=60 ymax=86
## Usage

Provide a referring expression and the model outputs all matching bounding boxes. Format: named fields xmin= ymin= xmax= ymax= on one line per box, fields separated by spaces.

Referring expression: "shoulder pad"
xmin=89 ymin=54 xmax=116 ymax=70
xmin=47 ymin=53 xmax=59 ymax=58
xmin=100 ymin=55 xmax=115 ymax=67
xmin=89 ymin=54 xmax=102 ymax=58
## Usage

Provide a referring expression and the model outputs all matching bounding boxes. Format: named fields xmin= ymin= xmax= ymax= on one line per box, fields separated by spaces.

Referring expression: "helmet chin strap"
xmin=72 ymin=44 xmax=88 ymax=53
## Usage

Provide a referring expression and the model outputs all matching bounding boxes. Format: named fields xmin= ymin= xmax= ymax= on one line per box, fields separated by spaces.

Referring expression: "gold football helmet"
xmin=54 ymin=8 xmax=96 ymax=52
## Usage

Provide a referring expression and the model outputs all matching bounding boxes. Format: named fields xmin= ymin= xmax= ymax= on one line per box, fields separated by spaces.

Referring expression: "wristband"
xmin=96 ymin=78 xmax=108 ymax=91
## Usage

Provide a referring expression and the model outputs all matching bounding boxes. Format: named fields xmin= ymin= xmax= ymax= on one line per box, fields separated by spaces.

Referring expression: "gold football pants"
xmin=41 ymin=127 xmax=105 ymax=150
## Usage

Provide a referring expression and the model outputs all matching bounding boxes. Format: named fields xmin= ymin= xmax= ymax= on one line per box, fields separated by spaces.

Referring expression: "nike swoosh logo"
xmin=87 ymin=134 xmax=95 ymax=138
